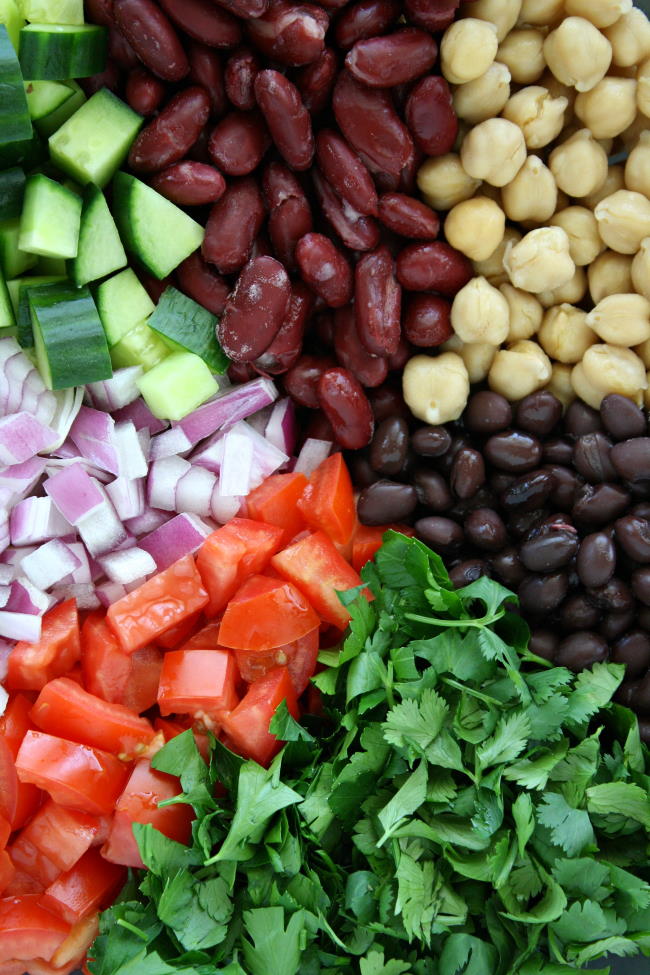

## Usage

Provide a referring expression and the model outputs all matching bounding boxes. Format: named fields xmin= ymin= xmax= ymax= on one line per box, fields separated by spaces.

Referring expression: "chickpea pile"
xmin=407 ymin=0 xmax=650 ymax=425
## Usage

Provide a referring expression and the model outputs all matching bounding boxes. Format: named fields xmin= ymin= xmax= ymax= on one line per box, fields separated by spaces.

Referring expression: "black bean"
xmin=555 ymin=630 xmax=608 ymax=671
xmin=610 ymin=438 xmax=650 ymax=482
xmin=559 ymin=593 xmax=601 ymax=632
xmin=464 ymin=390 xmax=512 ymax=433
xmin=518 ymin=572 xmax=569 ymax=614
xmin=519 ymin=527 xmax=579 ymax=572
xmin=415 ymin=516 xmax=464 ymax=552
xmin=484 ymin=431 xmax=542 ymax=473
xmin=632 ymin=566 xmax=650 ymax=606
xmin=615 ymin=515 xmax=650 ymax=563
xmin=414 ymin=469 xmax=453 ymax=511
xmin=450 ymin=448 xmax=485 ymax=499
xmin=491 ymin=547 xmax=526 ymax=588
xmin=565 ymin=400 xmax=602 ymax=438
xmin=500 ymin=469 xmax=555 ymax=511
xmin=576 ymin=531 xmax=616 ymax=588
xmin=572 ymin=433 xmax=616 ymax=484
xmin=369 ymin=417 xmax=409 ymax=475
xmin=615 ymin=680 xmax=639 ymax=708
xmin=464 ymin=507 xmax=508 ymax=552
xmin=587 ymin=576 xmax=634 ymax=612
xmin=411 ymin=425 xmax=452 ymax=457
xmin=369 ymin=384 xmax=410 ymax=422
xmin=600 ymin=394 xmax=647 ymax=440
xmin=632 ymin=502 xmax=650 ymax=520
xmin=631 ymin=672 xmax=650 ymax=713
xmin=546 ymin=465 xmax=581 ymax=511
xmin=572 ymin=483 xmax=631 ymax=526
xmin=357 ymin=480 xmax=417 ymax=525
xmin=348 ymin=453 xmax=381 ymax=488
xmin=639 ymin=606 xmax=650 ymax=630
xmin=542 ymin=438 xmax=574 ymax=465
xmin=449 ymin=559 xmax=488 ymax=588
xmin=529 ymin=629 xmax=558 ymax=661
xmin=438 ymin=435 xmax=472 ymax=476
xmin=491 ymin=471 xmax=516 ymax=494
xmin=515 ymin=391 xmax=562 ymax=436
xmin=600 ymin=608 xmax=636 ymax=641
xmin=508 ymin=507 xmax=548 ymax=539
xmin=611 ymin=630 xmax=650 ymax=679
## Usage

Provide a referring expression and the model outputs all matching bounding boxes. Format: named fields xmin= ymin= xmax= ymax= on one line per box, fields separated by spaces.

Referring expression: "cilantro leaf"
xmin=512 ymin=793 xmax=535 ymax=857
xmin=536 ymin=792 xmax=596 ymax=856
xmin=269 ymin=700 xmax=315 ymax=742
xmin=377 ymin=761 xmax=428 ymax=846
xmin=586 ymin=782 xmax=650 ymax=829
xmin=382 ymin=688 xmax=448 ymax=757
xmin=567 ymin=662 xmax=625 ymax=726
xmin=476 ymin=711 xmax=531 ymax=770
xmin=551 ymin=899 xmax=627 ymax=945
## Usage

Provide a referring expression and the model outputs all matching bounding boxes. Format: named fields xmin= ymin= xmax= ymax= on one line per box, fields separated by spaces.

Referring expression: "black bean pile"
xmin=352 ymin=387 xmax=650 ymax=737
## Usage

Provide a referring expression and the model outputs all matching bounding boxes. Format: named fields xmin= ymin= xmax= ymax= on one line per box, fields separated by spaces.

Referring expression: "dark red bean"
xmin=387 ymin=334 xmax=411 ymax=372
xmin=254 ymin=69 xmax=315 ymax=171
xmin=158 ymin=0 xmax=242 ymax=47
xmin=611 ymin=630 xmax=650 ymax=679
xmin=108 ymin=27 xmax=139 ymax=69
xmin=253 ymin=282 xmax=314 ymax=375
xmin=263 ymin=165 xmax=313 ymax=268
xmin=295 ymin=233 xmax=353 ymax=308
xmin=611 ymin=438 xmax=650 ymax=482
xmin=378 ymin=192 xmax=439 ymax=239
xmin=317 ymin=367 xmax=374 ymax=449
xmin=333 ymin=70 xmax=414 ymax=177
xmin=81 ymin=62 xmax=122 ymax=97
xmin=358 ymin=480 xmax=417 ymax=524
xmin=396 ymin=241 xmax=473 ymax=296
xmin=137 ymin=268 xmax=171 ymax=303
xmin=600 ymin=394 xmax=647 ymax=440
xmin=404 ymin=0 xmax=459 ymax=31
xmin=188 ymin=44 xmax=228 ymax=118
xmin=369 ymin=383 xmax=410 ymax=422
xmin=219 ymin=256 xmax=291 ymax=362
xmin=211 ymin=0 xmax=269 ymax=17
xmin=203 ymin=176 xmax=266 ymax=274
xmin=293 ymin=48 xmax=337 ymax=114
xmin=247 ymin=0 xmax=328 ymax=66
xmin=284 ymin=354 xmax=337 ymax=408
xmin=312 ymin=169 xmax=381 ymax=252
xmin=334 ymin=305 xmax=389 ymax=388
xmin=316 ymin=129 xmax=378 ymax=217
xmin=225 ymin=48 xmax=261 ymax=110
xmin=345 ymin=28 xmax=437 ymax=87
xmin=403 ymin=294 xmax=451 ymax=347
xmin=208 ymin=110 xmax=270 ymax=175
xmin=128 ymin=87 xmax=211 ymax=173
xmin=572 ymin=483 xmax=630 ymax=526
xmin=500 ymin=470 xmax=555 ymax=512
xmin=125 ymin=65 xmax=166 ymax=116
xmin=85 ymin=0 xmax=115 ymax=26
xmin=465 ymin=391 xmax=512 ymax=434
xmin=176 ymin=251 xmax=230 ymax=315
xmin=335 ymin=0 xmax=401 ymax=49
xmin=113 ymin=0 xmax=189 ymax=82
xmin=151 ymin=161 xmax=226 ymax=206
xmin=405 ymin=76 xmax=458 ymax=157
xmin=354 ymin=245 xmax=401 ymax=357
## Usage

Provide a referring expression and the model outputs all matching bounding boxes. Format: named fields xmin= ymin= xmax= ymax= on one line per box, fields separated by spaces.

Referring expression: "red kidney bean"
xmin=317 ymin=367 xmax=374 ymax=449
xmin=387 ymin=333 xmax=411 ymax=371
xmin=158 ymin=0 xmax=242 ymax=47
xmin=396 ymin=241 xmax=473 ymax=297
xmin=247 ymin=1 xmax=328 ymax=66
xmin=314 ymin=309 xmax=335 ymax=348
xmin=188 ymin=44 xmax=228 ymax=117
xmin=262 ymin=161 xmax=302 ymax=207
xmin=138 ymin=269 xmax=172 ymax=303
xmin=293 ymin=48 xmax=337 ymax=114
xmin=212 ymin=0 xmax=269 ymax=16
xmin=399 ymin=145 xmax=425 ymax=196
xmin=345 ymin=28 xmax=437 ymax=87
xmin=333 ymin=70 xmax=414 ymax=177
xmin=354 ymin=245 xmax=401 ymax=356
xmin=203 ymin=176 xmax=266 ymax=274
xmin=318 ymin=0 xmax=348 ymax=8
xmin=406 ymin=76 xmax=458 ymax=157
xmin=249 ymin=233 xmax=275 ymax=260
xmin=219 ymin=256 xmax=291 ymax=362
xmin=84 ymin=0 xmax=115 ymax=26
xmin=113 ymin=0 xmax=189 ymax=82
xmin=253 ymin=282 xmax=314 ymax=374
xmin=295 ymin=233 xmax=353 ymax=308
xmin=207 ymin=110 xmax=270 ymax=175
xmin=151 ymin=161 xmax=226 ymax=206
xmin=254 ymin=70 xmax=315 ymax=171
xmin=312 ymin=169 xmax=380 ymax=252
xmin=108 ymin=27 xmax=139 ymax=68
xmin=284 ymin=354 xmax=337 ymax=408
xmin=128 ymin=87 xmax=211 ymax=173
xmin=335 ymin=0 xmax=400 ymax=49
xmin=404 ymin=0 xmax=460 ymax=31
xmin=176 ymin=251 xmax=230 ymax=315
xmin=403 ymin=294 xmax=452 ymax=347
xmin=125 ymin=65 xmax=166 ymax=116
xmin=225 ymin=48 xmax=261 ymax=110
xmin=315 ymin=129 xmax=378 ymax=216
xmin=268 ymin=195 xmax=313 ymax=269
xmin=334 ymin=306 xmax=389 ymax=388
xmin=81 ymin=62 xmax=122 ymax=97
xmin=378 ymin=192 xmax=439 ymax=239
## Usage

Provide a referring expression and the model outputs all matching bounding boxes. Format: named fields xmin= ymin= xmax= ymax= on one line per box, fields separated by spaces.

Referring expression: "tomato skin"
xmin=351 ymin=524 xmax=415 ymax=574
xmin=13 ymin=801 xmax=104 ymax=874
xmin=81 ymin=614 xmax=163 ymax=715
xmin=0 ymin=817 xmax=10 ymax=853
xmin=155 ymin=611 xmax=203 ymax=650
xmin=221 ymin=666 xmax=298 ymax=767
xmin=15 ymin=731 xmax=129 ymax=818
xmin=235 ymin=625 xmax=320 ymax=695
xmin=244 ymin=473 xmax=309 ymax=544
xmin=0 ymin=853 xmax=15 ymax=897
xmin=0 ymin=696 xmax=34 ymax=756
xmin=0 ymin=895 xmax=70 ymax=963
xmin=40 ymin=848 xmax=125 ymax=924
xmin=297 ymin=453 xmax=356 ymax=546
xmin=0 ymin=738 xmax=42 ymax=832
xmin=197 ymin=518 xmax=284 ymax=617
xmin=6 ymin=601 xmax=80 ymax=692
xmin=179 ymin=621 xmax=222 ymax=651
xmin=157 ymin=648 xmax=238 ymax=716
xmin=106 ymin=555 xmax=209 ymax=654
xmin=218 ymin=574 xmax=320 ymax=651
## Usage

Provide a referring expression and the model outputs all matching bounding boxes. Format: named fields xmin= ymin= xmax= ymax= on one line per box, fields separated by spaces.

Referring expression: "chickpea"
xmin=474 ymin=227 xmax=523 ymax=286
xmin=571 ymin=362 xmax=608 ymax=408
xmin=636 ymin=336 xmax=650 ymax=367
xmin=564 ymin=0 xmax=632 ymax=29
xmin=500 ymin=283 xmax=544 ymax=341
xmin=619 ymin=113 xmax=650 ymax=153
xmin=587 ymin=250 xmax=634 ymax=302
xmin=574 ymin=77 xmax=637 ymax=139
xmin=586 ymin=293 xmax=650 ymax=346
xmin=625 ymin=132 xmax=650 ymax=199
xmin=444 ymin=197 xmax=506 ymax=262
xmin=417 ymin=155 xmax=481 ymax=212
xmin=538 ymin=266 xmax=588 ymax=308
xmin=442 ymin=334 xmax=498 ymax=382
xmin=631 ymin=238 xmax=650 ymax=301
xmin=583 ymin=164 xmax=626 ymax=210
xmin=517 ymin=0 xmax=564 ymax=27
xmin=538 ymin=303 xmax=596 ymax=363
xmin=604 ymin=8 xmax=650 ymax=67
xmin=548 ymin=129 xmax=609 ymax=198
xmin=543 ymin=17 xmax=612 ymax=91
xmin=595 ymin=190 xmax=650 ymax=254
xmin=504 ymin=226 xmax=575 ymax=294
xmin=638 ymin=57 xmax=650 ymax=116
xmin=441 ymin=19 xmax=500 ymax=85
xmin=497 ymin=29 xmax=546 ymax=84
xmin=461 ymin=0 xmax=522 ymax=42
xmin=501 ymin=85 xmax=568 ymax=149
xmin=451 ymin=276 xmax=511 ymax=344
xmin=547 ymin=362 xmax=576 ymax=406
xmin=550 ymin=207 xmax=604 ymax=267
xmin=402 ymin=352 xmax=470 ymax=425
xmin=453 ymin=62 xmax=512 ymax=124
xmin=488 ymin=340 xmax=552 ymax=400
xmin=501 ymin=155 xmax=558 ymax=223
xmin=645 ymin=375 xmax=650 ymax=410
xmin=581 ymin=343 xmax=648 ymax=404
xmin=460 ymin=118 xmax=527 ymax=187
xmin=541 ymin=71 xmax=577 ymax=114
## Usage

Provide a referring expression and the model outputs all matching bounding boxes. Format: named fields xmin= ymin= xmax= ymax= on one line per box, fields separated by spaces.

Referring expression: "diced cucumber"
xmin=0 ymin=217 xmax=37 ymax=278
xmin=109 ymin=318 xmax=170 ymax=372
xmin=24 ymin=78 xmax=72 ymax=119
xmin=35 ymin=78 xmax=84 ymax=137
xmin=0 ymin=24 xmax=32 ymax=146
xmin=35 ymin=255 xmax=66 ymax=275
xmin=18 ymin=172 xmax=82 ymax=258
xmin=0 ymin=0 xmax=24 ymax=51
xmin=149 ymin=286 xmax=229 ymax=374
xmin=68 ymin=184 xmax=126 ymax=287
xmin=29 ymin=281 xmax=112 ymax=388
xmin=0 ymin=166 xmax=25 ymax=219
xmin=9 ymin=273 xmax=66 ymax=347
xmin=19 ymin=23 xmax=107 ymax=80
xmin=49 ymin=88 xmax=141 ymax=188
xmin=96 ymin=268 xmax=154 ymax=346
xmin=23 ymin=0 xmax=83 ymax=25
xmin=112 ymin=172 xmax=205 ymax=280
xmin=0 ymin=129 xmax=45 ymax=169
xmin=137 ymin=351 xmax=219 ymax=421
xmin=0 ymin=271 xmax=16 ymax=335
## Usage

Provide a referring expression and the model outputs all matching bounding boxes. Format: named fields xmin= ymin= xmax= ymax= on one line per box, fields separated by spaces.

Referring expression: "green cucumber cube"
xmin=96 ymin=268 xmax=155 ymax=346
xmin=0 ymin=217 xmax=37 ymax=278
xmin=24 ymin=79 xmax=72 ymax=120
xmin=18 ymin=173 xmax=82 ymax=258
xmin=0 ymin=0 xmax=24 ymax=51
xmin=0 ymin=271 xmax=16 ymax=335
xmin=0 ymin=23 xmax=32 ymax=145
xmin=35 ymin=79 xmax=85 ymax=138
xmin=12 ymin=274 xmax=66 ymax=347
xmin=0 ymin=167 xmax=25 ymax=219
xmin=68 ymin=184 xmax=127 ymax=287
xmin=137 ymin=350 xmax=219 ymax=421
xmin=148 ymin=286 xmax=229 ymax=373
xmin=23 ymin=0 xmax=84 ymax=25
xmin=110 ymin=318 xmax=170 ymax=372
xmin=18 ymin=24 xmax=107 ymax=81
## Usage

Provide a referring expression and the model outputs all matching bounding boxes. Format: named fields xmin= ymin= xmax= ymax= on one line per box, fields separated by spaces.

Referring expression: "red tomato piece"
xmin=13 ymin=801 xmax=104 ymax=874
xmin=7 ymin=835 xmax=59 ymax=889
xmin=0 ymin=895 xmax=70 ymax=963
xmin=244 ymin=473 xmax=309 ymax=545
xmin=0 ymin=695 xmax=34 ymax=756
xmin=106 ymin=555 xmax=208 ymax=654
xmin=153 ymin=719 xmax=211 ymax=763
xmin=236 ymin=625 xmax=320 ymax=695
xmin=351 ymin=523 xmax=415 ymax=574
xmin=0 ymin=852 xmax=15 ymax=897
xmin=179 ymin=621 xmax=222 ymax=651
xmin=155 ymin=611 xmax=203 ymax=650
xmin=31 ymin=678 xmax=156 ymax=759
xmin=297 ymin=453 xmax=356 ymax=546
xmin=271 ymin=530 xmax=365 ymax=629
xmin=157 ymin=648 xmax=238 ymax=717
xmin=15 ymin=731 xmax=129 ymax=817
xmin=0 ymin=817 xmax=10 ymax=852
xmin=6 ymin=601 xmax=80 ymax=692
xmin=221 ymin=666 xmax=298 ymax=767
xmin=102 ymin=760 xmax=193 ymax=869
xmin=81 ymin=613 xmax=163 ymax=714
xmin=218 ymin=575 xmax=320 ymax=652
xmin=0 ymin=738 xmax=42 ymax=832
xmin=40 ymin=848 xmax=126 ymax=924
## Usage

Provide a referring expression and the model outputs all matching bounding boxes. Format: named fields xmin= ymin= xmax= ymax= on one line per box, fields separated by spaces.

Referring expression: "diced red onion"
xmin=246 ymin=404 xmax=274 ymax=436
xmin=5 ymin=352 xmax=34 ymax=415
xmin=175 ymin=378 xmax=278 ymax=447
xmin=1 ymin=546 xmax=39 ymax=574
xmin=86 ymin=367 xmax=143 ymax=412
xmin=139 ymin=512 xmax=211 ymax=572
xmin=10 ymin=497 xmax=73 ymax=546
xmin=0 ymin=457 xmax=47 ymax=506
xmin=76 ymin=483 xmax=127 ymax=557
xmin=20 ymin=539 xmax=82 ymax=590
xmin=69 ymin=406 xmax=119 ymax=475
xmin=295 ymin=438 xmax=333 ymax=476
xmin=113 ymin=398 xmax=168 ymax=435
xmin=0 ymin=586 xmax=10 ymax=609
xmin=191 ymin=432 xmax=224 ymax=474
xmin=46 ymin=386 xmax=84 ymax=451
xmin=148 ymin=456 xmax=191 ymax=511
xmin=114 ymin=422 xmax=148 ymax=479
xmin=0 ymin=566 xmax=13 ymax=586
xmin=106 ymin=477 xmax=145 ymax=521
xmin=0 ymin=514 xmax=8 ymax=557
xmin=175 ymin=465 xmax=217 ymax=518
xmin=59 ymin=543 xmax=92 ymax=585
xmin=45 ymin=463 xmax=105 ymax=524
xmin=96 ymin=580 xmax=127 ymax=606
xmin=0 ymin=610 xmax=41 ymax=642
xmin=210 ymin=487 xmax=242 ymax=524
xmin=265 ymin=398 xmax=297 ymax=455
xmin=0 ymin=638 xmax=11 ymax=682
xmin=0 ymin=412 xmax=57 ymax=466
xmin=45 ymin=456 xmax=113 ymax=484
xmin=219 ymin=429 xmax=254 ymax=498
xmin=51 ymin=583 xmax=100 ymax=610
xmin=0 ymin=682 xmax=7 ymax=716
xmin=150 ymin=427 xmax=192 ymax=461
xmin=98 ymin=546 xmax=156 ymax=585
xmin=136 ymin=428 xmax=150 ymax=462
xmin=5 ymin=578 xmax=51 ymax=615
xmin=124 ymin=506 xmax=169 ymax=536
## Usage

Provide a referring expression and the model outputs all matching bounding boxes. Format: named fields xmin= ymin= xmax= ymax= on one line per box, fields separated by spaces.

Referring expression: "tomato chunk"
xmin=218 ymin=575 xmax=320 ymax=651
xmin=157 ymin=648 xmax=238 ymax=717
xmin=179 ymin=621 xmax=222 ymax=651
xmin=0 ymin=738 xmax=42 ymax=832
xmin=245 ymin=473 xmax=309 ymax=544
xmin=31 ymin=679 xmax=155 ymax=759
xmin=222 ymin=666 xmax=298 ymax=767
xmin=235 ymin=625 xmax=320 ymax=695
xmin=0 ymin=895 xmax=70 ymax=963
xmin=41 ymin=848 xmax=126 ymax=925
xmin=0 ymin=696 xmax=34 ymax=755
xmin=351 ymin=524 xmax=415 ymax=574
xmin=8 ymin=835 xmax=59 ymax=890
xmin=6 ymin=601 xmax=80 ymax=692
xmin=297 ymin=453 xmax=356 ymax=546
xmin=0 ymin=818 xmax=9 ymax=853
xmin=155 ymin=611 xmax=203 ymax=650
xmin=106 ymin=555 xmax=208 ymax=654
xmin=13 ymin=801 xmax=104 ymax=874
xmin=81 ymin=613 xmax=162 ymax=714
xmin=0 ymin=852 xmax=15 ymax=897
xmin=15 ymin=731 xmax=129 ymax=817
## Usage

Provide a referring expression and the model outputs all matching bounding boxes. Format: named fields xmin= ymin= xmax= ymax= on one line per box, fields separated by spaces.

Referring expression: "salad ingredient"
xmin=147 ymin=286 xmax=228 ymax=374
xmin=69 ymin=184 xmax=127 ymax=288
xmin=112 ymin=0 xmax=188 ymax=82
xmin=18 ymin=23 xmax=107 ymax=81
xmin=0 ymin=25 xmax=32 ymax=146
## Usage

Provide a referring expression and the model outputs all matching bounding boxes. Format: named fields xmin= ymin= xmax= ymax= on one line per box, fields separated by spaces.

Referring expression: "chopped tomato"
xmin=271 ymin=530 xmax=365 ymax=629
xmin=15 ymin=731 xmax=129 ymax=817
xmin=0 ymin=818 xmax=8 ymax=852
xmin=155 ymin=611 xmax=203 ymax=650
xmin=8 ymin=835 xmax=59 ymax=889
xmin=297 ymin=453 xmax=356 ymax=546
xmin=179 ymin=621 xmax=222 ymax=651
xmin=102 ymin=759 xmax=193 ymax=870
xmin=196 ymin=518 xmax=284 ymax=617
xmin=235 ymin=625 xmax=320 ymax=695
xmin=0 ymin=852 xmax=15 ymax=897
xmin=0 ymin=895 xmax=70 ymax=964
xmin=218 ymin=575 xmax=320 ymax=651
xmin=0 ymin=737 xmax=42 ymax=832
xmin=153 ymin=719 xmax=210 ymax=763
xmin=6 ymin=601 xmax=80 ymax=692
xmin=0 ymin=695 xmax=34 ymax=754
xmin=351 ymin=524 xmax=415 ymax=574
xmin=244 ymin=473 xmax=309 ymax=544
xmin=221 ymin=666 xmax=298 ymax=767
xmin=106 ymin=555 xmax=208 ymax=654
xmin=14 ymin=801 xmax=104 ymax=874
xmin=31 ymin=679 xmax=156 ymax=759
xmin=157 ymin=648 xmax=238 ymax=717
xmin=81 ymin=614 xmax=162 ymax=714
xmin=40 ymin=848 xmax=125 ymax=924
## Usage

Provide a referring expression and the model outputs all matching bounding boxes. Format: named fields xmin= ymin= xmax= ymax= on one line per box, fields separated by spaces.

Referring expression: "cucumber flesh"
xmin=149 ymin=286 xmax=229 ymax=373
xmin=0 ymin=23 xmax=33 ymax=146
xmin=96 ymin=268 xmax=154 ymax=346
xmin=0 ymin=0 xmax=24 ymax=51
xmin=23 ymin=0 xmax=84 ymax=25
xmin=68 ymin=183 xmax=127 ymax=287
xmin=18 ymin=23 xmax=107 ymax=81
xmin=10 ymin=273 xmax=67 ymax=347
xmin=24 ymin=78 xmax=72 ymax=120
xmin=0 ymin=270 xmax=16 ymax=335
xmin=109 ymin=318 xmax=170 ymax=372
xmin=137 ymin=351 xmax=219 ymax=421
xmin=18 ymin=172 xmax=82 ymax=259
xmin=35 ymin=78 xmax=84 ymax=138
xmin=0 ymin=167 xmax=25 ymax=219
xmin=0 ymin=217 xmax=38 ymax=278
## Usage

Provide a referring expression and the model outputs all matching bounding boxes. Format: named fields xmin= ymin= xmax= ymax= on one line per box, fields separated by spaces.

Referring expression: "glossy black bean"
xmin=639 ymin=606 xmax=650 ymax=630
xmin=572 ymin=433 xmax=616 ymax=484
xmin=450 ymin=447 xmax=485 ymax=500
xmin=491 ymin=547 xmax=526 ymax=588
xmin=484 ymin=431 xmax=542 ymax=473
xmin=600 ymin=394 xmax=647 ymax=440
xmin=414 ymin=469 xmax=453 ymax=511
xmin=368 ymin=384 xmax=410 ymax=422
xmin=515 ymin=391 xmax=562 ymax=436
xmin=565 ymin=400 xmax=602 ymax=438
xmin=449 ymin=559 xmax=488 ymax=588
xmin=559 ymin=593 xmax=601 ymax=632
xmin=369 ymin=417 xmax=409 ymax=475
xmin=464 ymin=507 xmax=508 ymax=552
xmin=518 ymin=571 xmax=568 ymax=614
xmin=615 ymin=515 xmax=650 ymax=563
xmin=611 ymin=438 xmax=650 ymax=482
xmin=572 ymin=483 xmax=631 ymax=526
xmin=519 ymin=527 xmax=579 ymax=572
xmin=611 ymin=630 xmax=650 ymax=679
xmin=348 ymin=452 xmax=381 ymax=487
xmin=357 ymin=480 xmax=418 ymax=525
xmin=529 ymin=629 xmax=558 ymax=661
xmin=615 ymin=679 xmax=639 ymax=708
xmin=500 ymin=469 xmax=554 ymax=511
xmin=555 ymin=630 xmax=608 ymax=671
xmin=600 ymin=608 xmax=636 ymax=641
xmin=545 ymin=465 xmax=581 ymax=511
xmin=507 ymin=508 xmax=548 ymax=539
xmin=491 ymin=471 xmax=516 ymax=494
xmin=632 ymin=502 xmax=650 ymax=520
xmin=631 ymin=672 xmax=650 ymax=713
xmin=464 ymin=390 xmax=512 ymax=434
xmin=411 ymin=425 xmax=452 ymax=457
xmin=543 ymin=438 xmax=574 ymax=465
xmin=632 ymin=566 xmax=650 ymax=606
xmin=576 ymin=531 xmax=616 ymax=588
xmin=437 ymin=435 xmax=472 ymax=476
xmin=587 ymin=576 xmax=634 ymax=612
xmin=415 ymin=516 xmax=464 ymax=552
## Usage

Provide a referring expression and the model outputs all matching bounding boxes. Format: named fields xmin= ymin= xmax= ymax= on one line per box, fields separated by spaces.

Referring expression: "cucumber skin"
xmin=0 ymin=167 xmax=25 ymax=219
xmin=0 ymin=24 xmax=33 ymax=146
xmin=148 ymin=286 xmax=229 ymax=374
xmin=18 ymin=24 xmax=108 ymax=81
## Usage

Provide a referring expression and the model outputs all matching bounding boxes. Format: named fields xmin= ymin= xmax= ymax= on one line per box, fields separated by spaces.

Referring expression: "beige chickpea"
xmin=587 ymin=250 xmax=634 ymax=302
xmin=460 ymin=118 xmax=527 ymax=187
xmin=497 ymin=29 xmax=546 ymax=84
xmin=402 ymin=352 xmax=470 ymax=425
xmin=645 ymin=375 xmax=650 ymax=410
xmin=619 ymin=113 xmax=650 ymax=153
xmin=548 ymin=129 xmax=608 ymax=198
xmin=538 ymin=304 xmax=596 ymax=363
xmin=581 ymin=343 xmax=648 ymax=404
xmin=538 ymin=266 xmax=588 ymax=308
xmin=571 ymin=362 xmax=609 ymax=408
xmin=461 ymin=0 xmax=522 ymax=41
xmin=541 ymin=71 xmax=577 ymax=114
xmin=488 ymin=340 xmax=552 ymax=400
xmin=550 ymin=207 xmax=604 ymax=267
xmin=444 ymin=197 xmax=506 ymax=262
xmin=473 ymin=227 xmax=522 ymax=286
xmin=518 ymin=0 xmax=564 ymax=26
xmin=574 ymin=77 xmax=637 ymax=139
xmin=501 ymin=85 xmax=568 ymax=149
xmin=595 ymin=190 xmax=650 ymax=254
xmin=631 ymin=238 xmax=650 ymax=301
xmin=586 ymin=293 xmax=650 ymax=346
xmin=547 ymin=362 xmax=576 ymax=406
xmin=564 ymin=0 xmax=632 ymax=28
xmin=604 ymin=8 xmax=650 ymax=66
xmin=625 ymin=132 xmax=650 ymax=199
xmin=441 ymin=19 xmax=499 ymax=85
xmin=544 ymin=17 xmax=612 ymax=91
xmin=416 ymin=155 xmax=481 ymax=212
xmin=638 ymin=57 xmax=650 ymax=116
xmin=500 ymin=283 xmax=544 ymax=341
xmin=501 ymin=155 xmax=557 ymax=223
xmin=583 ymin=164 xmax=626 ymax=210
xmin=442 ymin=334 xmax=498 ymax=382
xmin=636 ymin=336 xmax=650 ymax=367
xmin=451 ymin=276 xmax=511 ymax=344
xmin=504 ymin=226 xmax=575 ymax=293
xmin=453 ymin=62 xmax=512 ymax=124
